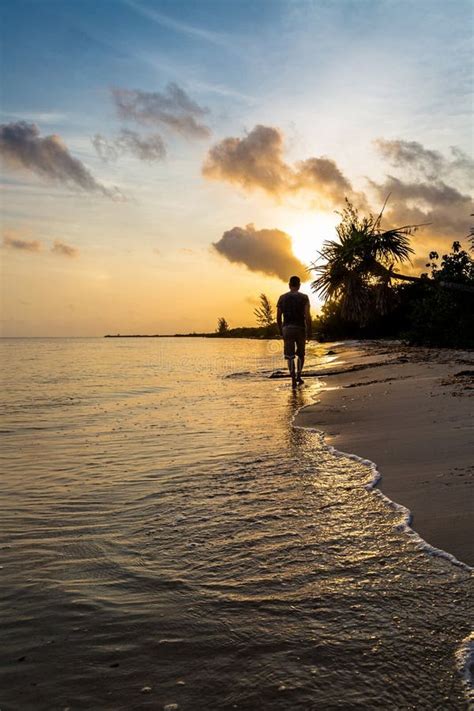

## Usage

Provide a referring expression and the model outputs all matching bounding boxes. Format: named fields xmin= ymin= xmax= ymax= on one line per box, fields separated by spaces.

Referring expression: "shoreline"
xmin=294 ymin=341 xmax=474 ymax=567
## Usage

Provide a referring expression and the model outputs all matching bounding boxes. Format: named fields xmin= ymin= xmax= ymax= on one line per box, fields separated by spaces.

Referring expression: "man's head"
xmin=289 ymin=275 xmax=301 ymax=291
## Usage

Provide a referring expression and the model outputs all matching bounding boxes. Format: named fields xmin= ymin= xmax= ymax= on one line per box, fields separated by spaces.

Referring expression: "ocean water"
xmin=0 ymin=337 xmax=472 ymax=710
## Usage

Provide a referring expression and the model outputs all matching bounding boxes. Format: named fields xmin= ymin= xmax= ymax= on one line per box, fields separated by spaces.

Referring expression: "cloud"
xmin=203 ymin=125 xmax=290 ymax=194
xmin=370 ymin=175 xmax=472 ymax=240
xmin=93 ymin=129 xmax=166 ymax=162
xmin=3 ymin=234 xmax=42 ymax=252
xmin=122 ymin=0 xmax=227 ymax=48
xmin=51 ymin=240 xmax=79 ymax=258
xmin=0 ymin=111 xmax=68 ymax=124
xmin=368 ymin=177 xmax=471 ymax=264
xmin=92 ymin=134 xmax=119 ymax=162
xmin=205 ymin=131 xmax=471 ymax=268
xmin=111 ymin=83 xmax=210 ymax=138
xmin=374 ymin=138 xmax=474 ymax=185
xmin=369 ymin=139 xmax=473 ymax=256
xmin=204 ymin=129 xmax=471 ymax=228
xmin=117 ymin=129 xmax=166 ymax=161
xmin=213 ymin=224 xmax=306 ymax=281
xmin=203 ymin=124 xmax=356 ymax=207
xmin=0 ymin=121 xmax=122 ymax=199
xmin=3 ymin=233 xmax=80 ymax=257
xmin=449 ymin=146 xmax=474 ymax=179
xmin=294 ymin=157 xmax=352 ymax=204
xmin=374 ymin=139 xmax=445 ymax=180
xmin=373 ymin=174 xmax=470 ymax=209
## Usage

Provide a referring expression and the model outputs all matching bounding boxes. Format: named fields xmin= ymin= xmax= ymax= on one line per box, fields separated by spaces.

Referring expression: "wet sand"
xmin=293 ymin=341 xmax=474 ymax=567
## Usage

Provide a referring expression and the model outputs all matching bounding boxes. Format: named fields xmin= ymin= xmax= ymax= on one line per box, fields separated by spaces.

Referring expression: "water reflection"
xmin=0 ymin=337 xmax=471 ymax=710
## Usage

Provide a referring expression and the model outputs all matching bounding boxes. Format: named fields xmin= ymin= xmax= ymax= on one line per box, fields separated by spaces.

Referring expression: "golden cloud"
xmin=213 ymin=224 xmax=306 ymax=281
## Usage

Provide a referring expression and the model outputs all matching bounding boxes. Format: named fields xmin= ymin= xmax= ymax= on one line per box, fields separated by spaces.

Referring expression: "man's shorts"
xmin=282 ymin=325 xmax=306 ymax=360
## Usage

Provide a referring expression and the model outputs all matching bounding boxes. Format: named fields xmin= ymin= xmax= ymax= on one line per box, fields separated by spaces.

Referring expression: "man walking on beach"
xmin=277 ymin=275 xmax=312 ymax=387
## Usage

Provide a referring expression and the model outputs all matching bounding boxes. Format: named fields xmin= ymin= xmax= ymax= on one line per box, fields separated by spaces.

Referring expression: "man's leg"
xmin=282 ymin=328 xmax=297 ymax=383
xmin=296 ymin=330 xmax=306 ymax=382
xmin=283 ymin=337 xmax=295 ymax=372
xmin=287 ymin=357 xmax=295 ymax=376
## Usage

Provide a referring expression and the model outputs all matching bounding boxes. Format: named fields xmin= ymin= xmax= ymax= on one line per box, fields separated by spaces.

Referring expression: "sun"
xmin=284 ymin=211 xmax=339 ymax=271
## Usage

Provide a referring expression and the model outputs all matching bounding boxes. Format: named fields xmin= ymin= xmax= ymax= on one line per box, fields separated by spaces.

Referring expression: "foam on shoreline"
xmin=455 ymin=632 xmax=474 ymax=710
xmin=293 ymin=417 xmax=473 ymax=573
xmin=292 ymin=404 xmax=473 ymax=705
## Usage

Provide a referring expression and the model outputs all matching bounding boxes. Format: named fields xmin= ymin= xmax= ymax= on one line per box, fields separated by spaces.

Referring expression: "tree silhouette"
xmin=310 ymin=198 xmax=474 ymax=324
xmin=216 ymin=317 xmax=229 ymax=334
xmin=253 ymin=293 xmax=274 ymax=327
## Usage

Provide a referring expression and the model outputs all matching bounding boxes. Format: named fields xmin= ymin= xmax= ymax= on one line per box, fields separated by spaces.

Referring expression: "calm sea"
xmin=0 ymin=337 xmax=472 ymax=710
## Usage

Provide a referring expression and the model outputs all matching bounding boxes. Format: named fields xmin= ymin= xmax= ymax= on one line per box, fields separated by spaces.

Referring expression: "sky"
xmin=1 ymin=0 xmax=473 ymax=336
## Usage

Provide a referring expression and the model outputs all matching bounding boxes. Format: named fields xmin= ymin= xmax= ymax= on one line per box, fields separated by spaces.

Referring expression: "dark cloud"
xmin=0 ymin=122 xmax=122 ymax=199
xmin=92 ymin=134 xmax=120 ymax=162
xmin=117 ymin=129 xmax=166 ymax=161
xmin=369 ymin=174 xmax=472 ymax=238
xmin=374 ymin=139 xmax=444 ymax=179
xmin=3 ymin=234 xmax=42 ymax=252
xmin=51 ymin=240 xmax=79 ymax=258
xmin=374 ymin=174 xmax=469 ymax=208
xmin=374 ymin=138 xmax=474 ymax=184
xmin=203 ymin=124 xmax=356 ymax=207
xmin=93 ymin=129 xmax=166 ymax=163
xmin=111 ymin=82 xmax=210 ymax=138
xmin=203 ymin=125 xmax=290 ymax=194
xmin=213 ymin=224 xmax=306 ymax=281
xmin=294 ymin=157 xmax=352 ymax=203
xmin=449 ymin=146 xmax=474 ymax=178
xmin=370 ymin=139 xmax=473 ymax=254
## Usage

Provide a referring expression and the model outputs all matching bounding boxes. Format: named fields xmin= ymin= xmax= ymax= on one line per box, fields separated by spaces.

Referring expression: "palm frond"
xmin=308 ymin=198 xmax=426 ymax=325
xmin=371 ymin=193 xmax=391 ymax=235
xmin=372 ymin=228 xmax=415 ymax=264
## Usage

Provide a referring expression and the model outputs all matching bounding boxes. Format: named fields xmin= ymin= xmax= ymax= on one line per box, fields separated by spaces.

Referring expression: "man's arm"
xmin=305 ymin=300 xmax=312 ymax=340
xmin=277 ymin=305 xmax=283 ymax=336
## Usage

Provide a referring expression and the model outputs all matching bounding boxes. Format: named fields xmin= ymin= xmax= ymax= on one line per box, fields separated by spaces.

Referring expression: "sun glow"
xmin=285 ymin=211 xmax=339 ymax=271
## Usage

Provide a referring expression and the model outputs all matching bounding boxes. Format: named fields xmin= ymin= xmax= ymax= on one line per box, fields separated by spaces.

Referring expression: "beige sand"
xmin=293 ymin=341 xmax=474 ymax=566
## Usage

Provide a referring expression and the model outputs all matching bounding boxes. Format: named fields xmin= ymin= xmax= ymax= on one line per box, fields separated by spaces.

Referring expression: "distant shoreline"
xmin=104 ymin=333 xmax=202 ymax=338
xmin=104 ymin=330 xmax=280 ymax=339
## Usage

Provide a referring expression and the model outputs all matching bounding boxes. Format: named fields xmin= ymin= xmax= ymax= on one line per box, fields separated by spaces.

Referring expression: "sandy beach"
xmin=293 ymin=341 xmax=474 ymax=567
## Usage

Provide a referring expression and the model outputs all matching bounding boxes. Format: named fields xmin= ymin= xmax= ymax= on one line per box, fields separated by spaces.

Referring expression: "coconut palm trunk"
xmin=370 ymin=260 xmax=474 ymax=293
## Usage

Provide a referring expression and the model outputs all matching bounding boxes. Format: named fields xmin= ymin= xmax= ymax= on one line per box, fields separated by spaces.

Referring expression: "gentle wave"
xmin=293 ymin=398 xmax=473 ymax=707
xmin=456 ymin=632 xmax=474 ymax=710
xmin=1 ymin=337 xmax=472 ymax=709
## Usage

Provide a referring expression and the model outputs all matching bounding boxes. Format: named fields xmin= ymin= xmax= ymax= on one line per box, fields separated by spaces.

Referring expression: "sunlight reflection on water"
xmin=0 ymin=337 xmax=472 ymax=710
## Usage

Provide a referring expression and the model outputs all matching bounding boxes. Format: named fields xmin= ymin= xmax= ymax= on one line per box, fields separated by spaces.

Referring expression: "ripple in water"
xmin=0 ymin=337 xmax=472 ymax=710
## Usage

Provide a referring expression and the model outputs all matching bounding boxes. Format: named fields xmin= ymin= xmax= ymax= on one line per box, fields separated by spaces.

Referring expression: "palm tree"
xmin=216 ymin=317 xmax=229 ymax=334
xmin=310 ymin=199 xmax=474 ymax=323
xmin=254 ymin=293 xmax=274 ymax=327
